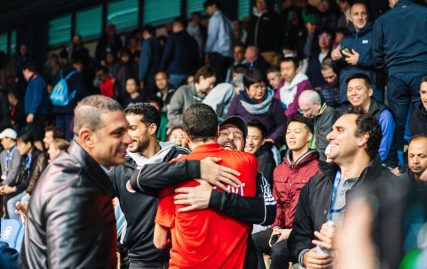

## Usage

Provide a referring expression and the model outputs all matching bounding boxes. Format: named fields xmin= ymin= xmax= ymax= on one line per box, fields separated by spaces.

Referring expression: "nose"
xmin=326 ymin=130 xmax=334 ymax=142
xmin=123 ymin=132 xmax=132 ymax=145
xmin=414 ymin=156 xmax=420 ymax=164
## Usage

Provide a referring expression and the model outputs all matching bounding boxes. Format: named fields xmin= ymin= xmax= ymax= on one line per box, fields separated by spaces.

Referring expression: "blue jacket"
xmin=24 ymin=74 xmax=49 ymax=115
xmin=139 ymin=37 xmax=160 ymax=85
xmin=160 ymin=31 xmax=199 ymax=75
xmin=335 ymin=22 xmax=380 ymax=103
xmin=372 ymin=0 xmax=427 ymax=75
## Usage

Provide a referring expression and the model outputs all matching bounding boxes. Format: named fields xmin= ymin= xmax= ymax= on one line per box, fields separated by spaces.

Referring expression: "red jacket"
xmin=99 ymin=77 xmax=114 ymax=98
xmin=272 ymin=150 xmax=320 ymax=228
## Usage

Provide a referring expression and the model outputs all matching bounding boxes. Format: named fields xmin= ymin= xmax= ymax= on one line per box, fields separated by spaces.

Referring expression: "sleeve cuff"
xmin=298 ymin=249 xmax=310 ymax=268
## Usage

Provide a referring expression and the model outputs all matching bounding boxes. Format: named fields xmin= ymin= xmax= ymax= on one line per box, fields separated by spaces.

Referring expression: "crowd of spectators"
xmin=1 ymin=0 xmax=427 ymax=268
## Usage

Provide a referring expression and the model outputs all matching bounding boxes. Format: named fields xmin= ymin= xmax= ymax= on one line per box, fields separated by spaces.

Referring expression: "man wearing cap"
xmin=253 ymin=115 xmax=320 ymax=269
xmin=0 ymin=128 xmax=22 ymax=187
xmin=129 ymin=115 xmax=275 ymax=268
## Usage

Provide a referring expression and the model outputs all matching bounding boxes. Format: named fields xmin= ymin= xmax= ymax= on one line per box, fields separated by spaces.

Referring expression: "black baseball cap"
xmin=219 ymin=116 xmax=248 ymax=139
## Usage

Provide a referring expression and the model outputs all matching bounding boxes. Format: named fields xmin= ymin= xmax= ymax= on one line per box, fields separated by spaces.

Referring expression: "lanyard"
xmin=25 ymin=152 xmax=33 ymax=172
xmin=4 ymin=145 xmax=17 ymax=173
xmin=327 ymin=170 xmax=346 ymax=221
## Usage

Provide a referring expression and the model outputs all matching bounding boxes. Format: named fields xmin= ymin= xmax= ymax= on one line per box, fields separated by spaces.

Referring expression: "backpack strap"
xmin=64 ymin=70 xmax=77 ymax=81
xmin=59 ymin=71 xmax=64 ymax=80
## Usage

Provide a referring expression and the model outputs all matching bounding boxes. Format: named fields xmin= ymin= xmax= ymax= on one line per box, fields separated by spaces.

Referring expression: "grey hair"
xmin=298 ymin=89 xmax=321 ymax=105
xmin=73 ymin=95 xmax=123 ymax=135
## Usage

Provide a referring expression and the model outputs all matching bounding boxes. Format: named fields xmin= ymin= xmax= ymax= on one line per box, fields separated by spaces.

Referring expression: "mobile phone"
xmin=341 ymin=46 xmax=351 ymax=55
xmin=270 ymin=234 xmax=280 ymax=246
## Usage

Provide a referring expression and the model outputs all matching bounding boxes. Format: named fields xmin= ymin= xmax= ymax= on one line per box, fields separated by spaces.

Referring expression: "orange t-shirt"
xmin=155 ymin=143 xmax=258 ymax=269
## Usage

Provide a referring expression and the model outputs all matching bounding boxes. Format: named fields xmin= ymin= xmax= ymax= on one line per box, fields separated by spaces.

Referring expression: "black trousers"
xmin=252 ymin=228 xmax=293 ymax=269
xmin=208 ymin=53 xmax=232 ymax=83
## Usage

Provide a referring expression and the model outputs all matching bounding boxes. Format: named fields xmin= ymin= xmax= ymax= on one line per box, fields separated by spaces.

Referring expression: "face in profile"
xmin=126 ymin=114 xmax=152 ymax=153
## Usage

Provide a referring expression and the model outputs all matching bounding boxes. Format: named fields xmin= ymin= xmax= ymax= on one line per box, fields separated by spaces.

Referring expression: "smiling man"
xmin=288 ymin=107 xmax=403 ymax=269
xmin=346 ymin=73 xmax=397 ymax=168
xmin=22 ymin=95 xmax=131 ymax=269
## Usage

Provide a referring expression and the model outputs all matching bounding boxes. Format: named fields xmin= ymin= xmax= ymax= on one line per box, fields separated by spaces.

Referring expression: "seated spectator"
xmin=7 ymin=91 xmax=25 ymax=133
xmin=226 ymin=69 xmax=286 ymax=145
xmin=42 ymin=125 xmax=65 ymax=151
xmin=160 ymin=17 xmax=200 ymax=89
xmin=320 ymin=58 xmax=341 ymax=107
xmin=203 ymin=83 xmax=234 ymax=122
xmin=225 ymin=43 xmax=246 ymax=83
xmin=52 ymin=62 xmax=86 ymax=141
xmin=230 ymin=64 xmax=248 ymax=89
xmin=2 ymin=132 xmax=47 ymax=220
xmin=298 ymin=90 xmax=337 ymax=161
xmin=95 ymin=66 xmax=114 ymax=98
xmin=47 ymin=138 xmax=70 ymax=161
xmin=345 ymin=73 xmax=398 ymax=168
xmin=337 ymin=0 xmax=351 ymax=30
xmin=146 ymin=95 xmax=168 ymax=142
xmin=0 ymin=129 xmax=21 ymax=187
xmin=113 ymin=48 xmax=136 ymax=105
xmin=401 ymin=135 xmax=427 ymax=184
xmin=410 ymin=76 xmax=427 ymax=136
xmin=139 ymin=25 xmax=160 ymax=94
xmin=253 ymin=115 xmax=319 ymax=269
xmin=266 ymin=66 xmax=282 ymax=91
xmin=167 ymin=66 xmax=216 ymax=129
xmin=123 ymin=77 xmax=144 ymax=108
xmin=275 ymin=57 xmax=312 ymax=119
xmin=154 ymin=71 xmax=176 ymax=112
xmin=306 ymin=29 xmax=333 ymax=89
xmin=95 ymin=24 xmax=122 ymax=64
xmin=167 ymin=126 xmax=187 ymax=148
xmin=245 ymin=45 xmax=270 ymax=76
xmin=331 ymin=1 xmax=383 ymax=103
xmin=244 ymin=120 xmax=276 ymax=186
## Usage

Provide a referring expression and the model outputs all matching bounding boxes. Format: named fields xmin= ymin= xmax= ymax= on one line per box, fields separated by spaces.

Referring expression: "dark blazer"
xmin=21 ymin=141 xmax=117 ymax=269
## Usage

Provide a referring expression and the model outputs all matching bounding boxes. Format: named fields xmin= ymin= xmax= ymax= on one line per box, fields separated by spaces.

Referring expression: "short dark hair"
xmin=346 ymin=73 xmax=372 ymax=89
xmin=345 ymin=107 xmax=382 ymax=160
xmin=145 ymin=95 xmax=164 ymax=111
xmin=45 ymin=125 xmax=65 ymax=140
xmin=17 ymin=131 xmax=34 ymax=145
xmin=243 ymin=68 xmax=266 ymax=89
xmin=288 ymin=114 xmax=314 ymax=133
xmin=173 ymin=17 xmax=186 ymax=28
xmin=266 ymin=65 xmax=280 ymax=75
xmin=125 ymin=103 xmax=161 ymax=135
xmin=421 ymin=76 xmax=427 ymax=84
xmin=143 ymin=24 xmax=156 ymax=36
xmin=247 ymin=120 xmax=267 ymax=139
xmin=22 ymin=61 xmax=37 ymax=72
xmin=231 ymin=64 xmax=248 ymax=75
xmin=204 ymin=0 xmax=219 ymax=9
xmin=126 ymin=76 xmax=140 ymax=85
xmin=97 ymin=65 xmax=109 ymax=74
xmin=51 ymin=139 xmax=70 ymax=151
xmin=194 ymin=65 xmax=216 ymax=83
xmin=155 ymin=70 xmax=169 ymax=78
xmin=280 ymin=57 xmax=299 ymax=69
xmin=183 ymin=103 xmax=218 ymax=142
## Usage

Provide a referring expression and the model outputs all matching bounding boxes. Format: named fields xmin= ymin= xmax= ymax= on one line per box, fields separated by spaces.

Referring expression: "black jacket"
xmin=372 ymin=0 xmax=427 ymax=75
xmin=409 ymin=102 xmax=427 ymax=136
xmin=0 ymin=91 xmax=11 ymax=132
xmin=109 ymin=146 xmax=189 ymax=264
xmin=14 ymin=148 xmax=48 ymax=194
xmin=247 ymin=10 xmax=282 ymax=52
xmin=254 ymin=141 xmax=276 ymax=187
xmin=159 ymin=31 xmax=200 ymax=75
xmin=21 ymin=141 xmax=117 ymax=269
xmin=288 ymin=156 xmax=405 ymax=268
xmin=129 ymin=158 xmax=276 ymax=269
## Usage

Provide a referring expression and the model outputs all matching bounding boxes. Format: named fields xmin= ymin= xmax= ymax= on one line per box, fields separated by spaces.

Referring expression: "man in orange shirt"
xmin=154 ymin=103 xmax=258 ymax=269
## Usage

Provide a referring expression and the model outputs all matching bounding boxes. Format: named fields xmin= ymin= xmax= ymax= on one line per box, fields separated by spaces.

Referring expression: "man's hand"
xmin=15 ymin=200 xmax=28 ymax=225
xmin=331 ymin=49 xmax=342 ymax=61
xmin=302 ymin=248 xmax=333 ymax=269
xmin=312 ymin=222 xmax=336 ymax=251
xmin=26 ymin=113 xmax=34 ymax=123
xmin=343 ymin=49 xmax=360 ymax=65
xmin=174 ymin=180 xmax=213 ymax=212
xmin=0 ymin=185 xmax=17 ymax=195
xmin=269 ymin=228 xmax=292 ymax=247
xmin=200 ymin=157 xmax=241 ymax=191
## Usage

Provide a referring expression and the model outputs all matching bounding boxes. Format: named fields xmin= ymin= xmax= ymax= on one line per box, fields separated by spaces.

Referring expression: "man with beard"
xmin=110 ymin=103 xmax=190 ymax=269
xmin=129 ymin=115 xmax=276 ymax=268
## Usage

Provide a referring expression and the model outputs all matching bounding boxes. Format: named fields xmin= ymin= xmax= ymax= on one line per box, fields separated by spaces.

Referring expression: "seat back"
xmin=0 ymin=218 xmax=23 ymax=250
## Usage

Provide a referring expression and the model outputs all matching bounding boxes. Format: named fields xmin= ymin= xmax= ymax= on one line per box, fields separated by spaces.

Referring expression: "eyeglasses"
xmin=319 ymin=35 xmax=331 ymax=41
xmin=298 ymin=108 xmax=311 ymax=114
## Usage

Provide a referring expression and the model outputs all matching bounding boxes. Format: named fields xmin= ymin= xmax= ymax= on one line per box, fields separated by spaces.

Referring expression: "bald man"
xmin=403 ymin=135 xmax=427 ymax=184
xmin=245 ymin=45 xmax=270 ymax=75
xmin=298 ymin=89 xmax=336 ymax=160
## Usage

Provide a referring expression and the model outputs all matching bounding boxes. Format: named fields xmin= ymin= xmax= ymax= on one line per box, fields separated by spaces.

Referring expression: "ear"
xmin=79 ymin=128 xmax=95 ymax=149
xmin=368 ymin=88 xmax=373 ymax=97
xmin=183 ymin=132 xmax=191 ymax=145
xmin=216 ymin=126 xmax=220 ymax=138
xmin=307 ymin=132 xmax=313 ymax=143
xmin=357 ymin=132 xmax=370 ymax=148
xmin=149 ymin=123 xmax=158 ymax=136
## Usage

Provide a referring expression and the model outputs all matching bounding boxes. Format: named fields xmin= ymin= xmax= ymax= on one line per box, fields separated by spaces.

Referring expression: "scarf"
xmin=279 ymin=73 xmax=308 ymax=109
xmin=127 ymin=141 xmax=176 ymax=167
xmin=240 ymin=88 xmax=274 ymax=115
